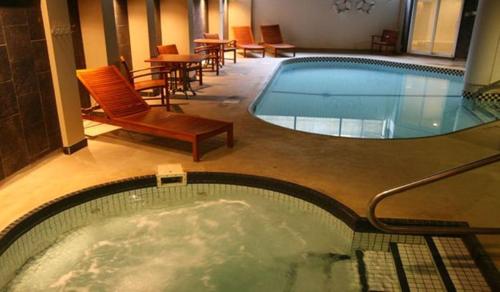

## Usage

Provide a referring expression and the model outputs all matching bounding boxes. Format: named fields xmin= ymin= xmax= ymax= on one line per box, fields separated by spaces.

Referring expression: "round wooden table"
xmin=145 ymin=54 xmax=205 ymax=97
xmin=194 ymin=38 xmax=233 ymax=65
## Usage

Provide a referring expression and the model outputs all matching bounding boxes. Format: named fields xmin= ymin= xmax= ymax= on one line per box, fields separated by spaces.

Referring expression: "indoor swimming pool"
xmin=252 ymin=57 xmax=498 ymax=139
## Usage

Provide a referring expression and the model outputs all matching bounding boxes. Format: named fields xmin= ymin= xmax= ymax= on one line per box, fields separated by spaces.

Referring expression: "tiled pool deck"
xmin=0 ymin=52 xmax=499 ymax=269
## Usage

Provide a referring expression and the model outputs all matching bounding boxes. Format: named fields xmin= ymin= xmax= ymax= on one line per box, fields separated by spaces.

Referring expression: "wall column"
xmin=146 ymin=0 xmax=162 ymax=57
xmin=464 ymin=0 xmax=500 ymax=97
xmin=41 ymin=0 xmax=87 ymax=154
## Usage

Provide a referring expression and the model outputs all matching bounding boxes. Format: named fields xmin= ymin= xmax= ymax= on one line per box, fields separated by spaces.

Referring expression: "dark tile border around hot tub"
xmin=0 ymin=172 xmax=498 ymax=290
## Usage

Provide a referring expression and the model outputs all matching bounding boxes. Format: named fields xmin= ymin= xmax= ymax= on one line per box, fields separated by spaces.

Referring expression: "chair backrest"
xmin=119 ymin=56 xmax=133 ymax=83
xmin=232 ymin=26 xmax=255 ymax=45
xmin=203 ymin=33 xmax=219 ymax=39
xmin=76 ymin=66 xmax=149 ymax=118
xmin=156 ymin=44 xmax=179 ymax=55
xmin=381 ymin=30 xmax=398 ymax=45
xmin=260 ymin=24 xmax=283 ymax=44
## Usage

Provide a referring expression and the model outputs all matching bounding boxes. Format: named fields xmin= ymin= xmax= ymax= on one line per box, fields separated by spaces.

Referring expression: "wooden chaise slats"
xmin=260 ymin=24 xmax=296 ymax=57
xmin=232 ymin=26 xmax=265 ymax=57
xmin=77 ymin=66 xmax=233 ymax=161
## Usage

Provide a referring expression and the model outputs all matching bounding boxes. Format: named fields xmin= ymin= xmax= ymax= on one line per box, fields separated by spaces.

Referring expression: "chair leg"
xmin=243 ymin=49 xmax=247 ymax=58
xmin=262 ymin=49 xmax=265 ymax=58
xmin=227 ymin=127 xmax=234 ymax=148
xmin=192 ymin=139 xmax=200 ymax=162
xmin=160 ymin=87 xmax=165 ymax=106
xmin=165 ymin=87 xmax=170 ymax=111
xmin=233 ymin=50 xmax=236 ymax=63
xmin=216 ymin=55 xmax=220 ymax=76
xmin=199 ymin=63 xmax=203 ymax=85
xmin=275 ymin=49 xmax=278 ymax=57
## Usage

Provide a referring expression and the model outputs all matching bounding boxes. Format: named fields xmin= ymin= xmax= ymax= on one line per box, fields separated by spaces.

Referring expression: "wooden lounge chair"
xmin=371 ymin=30 xmax=398 ymax=54
xmin=77 ymin=65 xmax=233 ymax=161
xmin=260 ymin=24 xmax=296 ymax=57
xmin=204 ymin=32 xmax=237 ymax=63
xmin=232 ymin=26 xmax=265 ymax=58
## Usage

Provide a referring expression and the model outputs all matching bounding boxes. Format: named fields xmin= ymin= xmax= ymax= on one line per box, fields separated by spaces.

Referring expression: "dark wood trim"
xmin=62 ymin=138 xmax=88 ymax=155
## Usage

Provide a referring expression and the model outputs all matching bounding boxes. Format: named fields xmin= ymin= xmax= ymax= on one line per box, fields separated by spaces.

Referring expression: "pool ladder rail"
xmin=368 ymin=153 xmax=500 ymax=235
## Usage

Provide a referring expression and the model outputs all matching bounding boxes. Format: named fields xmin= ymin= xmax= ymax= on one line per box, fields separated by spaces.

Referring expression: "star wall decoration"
xmin=333 ymin=0 xmax=352 ymax=13
xmin=356 ymin=0 xmax=376 ymax=13
xmin=332 ymin=0 xmax=378 ymax=14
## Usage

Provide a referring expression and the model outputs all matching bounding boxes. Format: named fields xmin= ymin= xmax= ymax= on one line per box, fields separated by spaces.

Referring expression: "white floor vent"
xmin=156 ymin=164 xmax=187 ymax=187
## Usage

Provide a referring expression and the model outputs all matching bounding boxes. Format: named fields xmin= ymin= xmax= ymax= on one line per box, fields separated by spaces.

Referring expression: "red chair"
xmin=371 ymin=30 xmax=398 ymax=54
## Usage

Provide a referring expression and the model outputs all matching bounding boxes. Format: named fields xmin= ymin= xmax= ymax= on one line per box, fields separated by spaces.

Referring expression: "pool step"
xmin=470 ymin=107 xmax=497 ymax=122
xmin=358 ymin=250 xmax=401 ymax=291
xmin=464 ymin=100 xmax=500 ymax=122
xmin=387 ymin=239 xmax=492 ymax=292
xmin=430 ymin=237 xmax=491 ymax=291
xmin=391 ymin=242 xmax=447 ymax=291
xmin=480 ymin=105 xmax=500 ymax=119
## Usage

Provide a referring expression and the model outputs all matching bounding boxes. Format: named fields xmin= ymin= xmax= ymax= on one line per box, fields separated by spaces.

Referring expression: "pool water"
xmin=253 ymin=60 xmax=498 ymax=139
xmin=7 ymin=192 xmax=359 ymax=291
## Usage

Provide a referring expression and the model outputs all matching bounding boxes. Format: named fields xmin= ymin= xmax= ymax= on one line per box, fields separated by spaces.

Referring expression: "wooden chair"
xmin=77 ymin=65 xmax=233 ymax=161
xmin=156 ymin=44 xmax=179 ymax=55
xmin=156 ymin=44 xmax=203 ymax=88
xmin=260 ymin=24 xmax=296 ymax=57
xmin=203 ymin=32 xmax=237 ymax=64
xmin=194 ymin=43 xmax=220 ymax=76
xmin=232 ymin=26 xmax=265 ymax=58
xmin=119 ymin=56 xmax=171 ymax=110
xmin=371 ymin=30 xmax=398 ymax=54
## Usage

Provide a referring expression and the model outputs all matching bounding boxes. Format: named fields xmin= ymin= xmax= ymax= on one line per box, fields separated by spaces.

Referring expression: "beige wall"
xmin=228 ymin=0 xmax=251 ymax=40
xmin=160 ymin=0 xmax=191 ymax=54
xmin=208 ymin=0 xmax=221 ymax=35
xmin=252 ymin=0 xmax=401 ymax=49
xmin=78 ymin=0 xmax=108 ymax=67
xmin=128 ymin=0 xmax=151 ymax=72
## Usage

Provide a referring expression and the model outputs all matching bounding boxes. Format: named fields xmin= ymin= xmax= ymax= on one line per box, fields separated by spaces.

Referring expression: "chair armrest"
xmin=131 ymin=70 xmax=172 ymax=79
xmin=371 ymin=35 xmax=381 ymax=41
xmin=195 ymin=45 xmax=219 ymax=52
xmin=129 ymin=66 xmax=165 ymax=74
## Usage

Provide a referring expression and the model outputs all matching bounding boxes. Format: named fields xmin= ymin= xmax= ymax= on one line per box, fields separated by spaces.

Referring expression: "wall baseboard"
xmin=62 ymin=139 xmax=88 ymax=155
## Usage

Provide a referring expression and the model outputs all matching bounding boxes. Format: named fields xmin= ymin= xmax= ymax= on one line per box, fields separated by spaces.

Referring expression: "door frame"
xmin=407 ymin=0 xmax=465 ymax=58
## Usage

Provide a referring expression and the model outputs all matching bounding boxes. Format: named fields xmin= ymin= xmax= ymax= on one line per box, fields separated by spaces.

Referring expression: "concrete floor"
xmin=1 ymin=53 xmax=499 ymax=266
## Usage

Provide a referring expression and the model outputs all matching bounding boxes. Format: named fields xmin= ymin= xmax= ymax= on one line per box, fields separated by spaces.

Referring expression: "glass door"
xmin=408 ymin=0 xmax=464 ymax=57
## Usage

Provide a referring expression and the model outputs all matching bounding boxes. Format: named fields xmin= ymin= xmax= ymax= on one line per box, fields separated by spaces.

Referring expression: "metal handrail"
xmin=368 ymin=153 xmax=500 ymax=235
